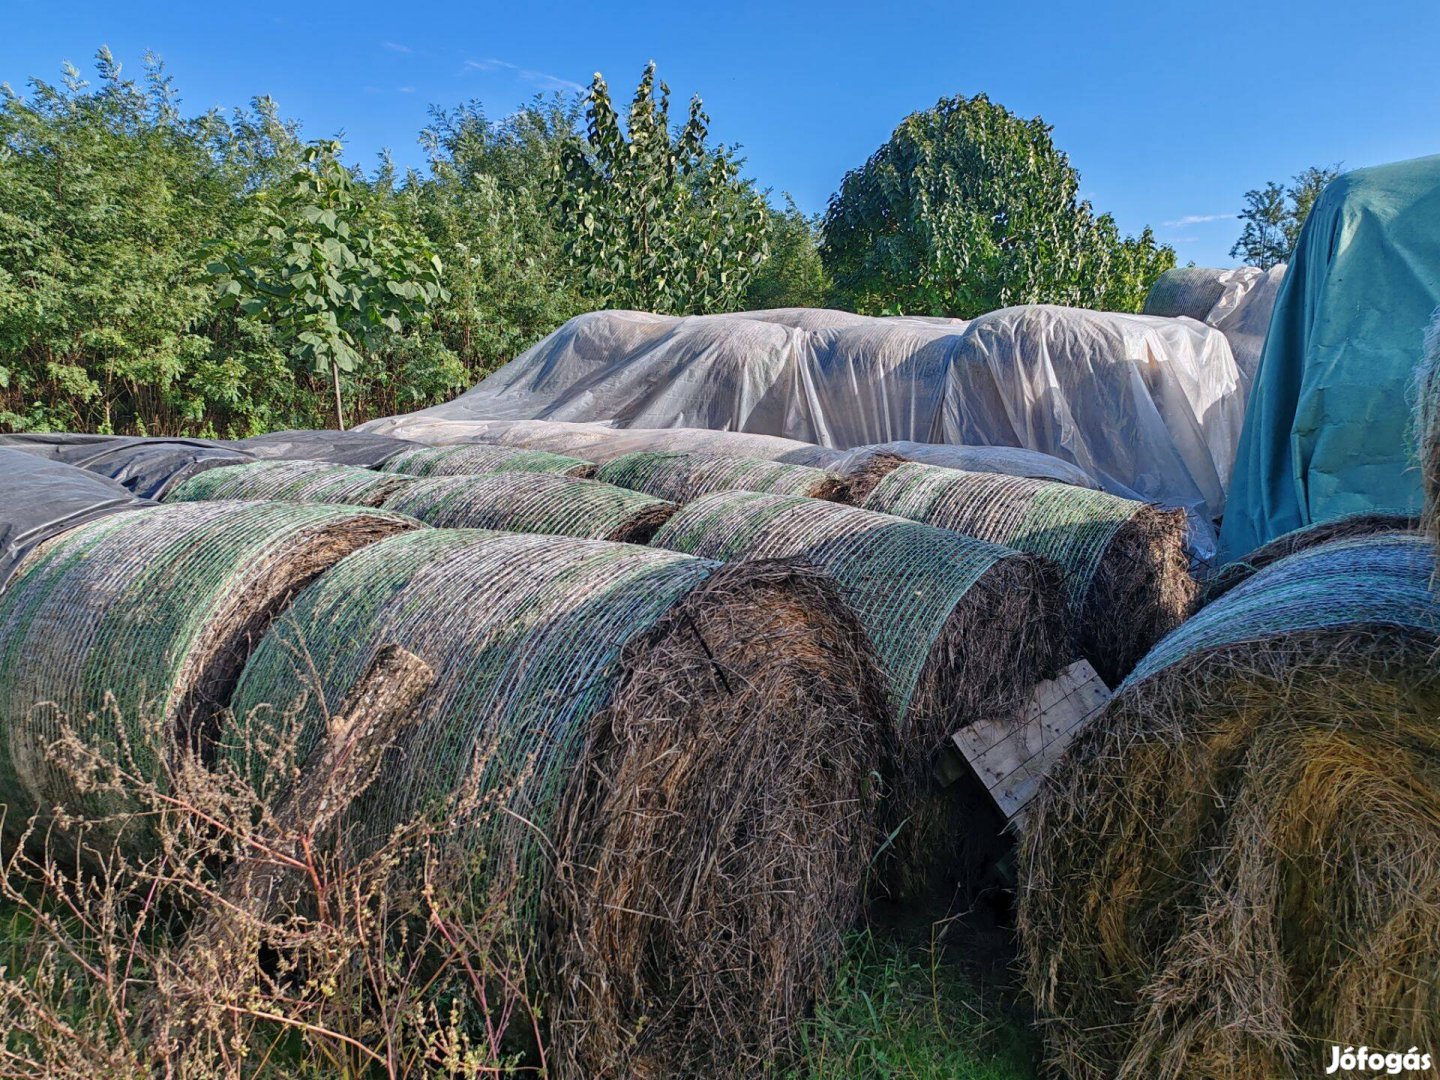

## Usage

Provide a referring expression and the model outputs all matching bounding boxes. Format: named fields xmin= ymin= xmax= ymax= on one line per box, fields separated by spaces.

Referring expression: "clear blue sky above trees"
xmin=5 ymin=0 xmax=1438 ymax=267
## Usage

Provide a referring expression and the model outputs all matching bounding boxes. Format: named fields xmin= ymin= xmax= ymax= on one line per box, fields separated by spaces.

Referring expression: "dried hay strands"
xmin=376 ymin=442 xmax=596 ymax=479
xmin=164 ymin=459 xmax=414 ymax=508
xmin=652 ymin=490 xmax=1067 ymax=758
xmin=0 ymin=501 xmax=419 ymax=846
xmin=595 ymin=450 xmax=846 ymax=504
xmin=226 ymin=528 xmax=888 ymax=1080
xmin=1203 ymin=510 xmax=1420 ymax=604
xmin=1417 ymin=309 xmax=1440 ymax=552
xmin=862 ymin=462 xmax=1195 ymax=685
xmin=380 ymin=471 xmax=678 ymax=544
xmin=1020 ymin=534 xmax=1440 ymax=1080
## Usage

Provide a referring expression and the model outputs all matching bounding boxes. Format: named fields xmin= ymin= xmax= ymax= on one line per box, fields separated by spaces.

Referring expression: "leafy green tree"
xmin=820 ymin=93 xmax=1174 ymax=317
xmin=1230 ymin=164 xmax=1341 ymax=268
xmin=554 ymin=63 xmax=771 ymax=314
xmin=745 ymin=196 xmax=832 ymax=310
xmin=208 ymin=141 xmax=448 ymax=429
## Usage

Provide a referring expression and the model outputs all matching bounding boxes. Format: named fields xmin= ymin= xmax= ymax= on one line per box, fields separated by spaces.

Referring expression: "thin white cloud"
xmin=383 ymin=41 xmax=413 ymax=54
xmin=1163 ymin=212 xmax=1236 ymax=227
xmin=463 ymin=57 xmax=583 ymax=93
xmin=397 ymin=86 xmax=416 ymax=94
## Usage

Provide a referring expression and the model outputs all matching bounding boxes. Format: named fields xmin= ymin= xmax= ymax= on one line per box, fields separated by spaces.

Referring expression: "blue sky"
xmin=5 ymin=1 xmax=1438 ymax=267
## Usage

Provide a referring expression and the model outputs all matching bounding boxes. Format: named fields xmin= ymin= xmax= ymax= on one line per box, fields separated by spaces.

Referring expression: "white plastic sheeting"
xmin=1144 ymin=265 xmax=1285 ymax=389
xmin=362 ymin=305 xmax=1244 ymax=553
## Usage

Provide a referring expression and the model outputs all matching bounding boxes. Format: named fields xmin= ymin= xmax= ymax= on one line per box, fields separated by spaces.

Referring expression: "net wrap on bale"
xmin=376 ymin=442 xmax=596 ymax=479
xmin=0 ymin=500 xmax=418 ymax=847
xmin=1418 ymin=308 xmax=1440 ymax=552
xmin=226 ymin=528 xmax=888 ymax=1080
xmin=595 ymin=450 xmax=846 ymax=504
xmin=1021 ymin=534 xmax=1440 ymax=1080
xmin=862 ymin=462 xmax=1195 ymax=685
xmin=380 ymin=471 xmax=677 ymax=544
xmin=164 ymin=460 xmax=414 ymax=508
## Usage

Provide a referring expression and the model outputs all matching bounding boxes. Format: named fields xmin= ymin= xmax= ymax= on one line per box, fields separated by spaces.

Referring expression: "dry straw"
xmin=225 ymin=528 xmax=888 ymax=1080
xmin=595 ymin=450 xmax=846 ymax=503
xmin=1203 ymin=510 xmax=1419 ymax=604
xmin=1021 ymin=534 xmax=1440 ymax=1080
xmin=0 ymin=500 xmax=418 ymax=847
xmin=164 ymin=459 xmax=414 ymax=507
xmin=376 ymin=442 xmax=597 ymax=479
xmin=1415 ymin=309 xmax=1440 ymax=551
xmin=380 ymin=471 xmax=678 ymax=544
xmin=862 ymin=462 xmax=1195 ymax=685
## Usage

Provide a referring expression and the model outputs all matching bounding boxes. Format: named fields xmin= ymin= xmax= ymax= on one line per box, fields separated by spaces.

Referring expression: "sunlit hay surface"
xmin=1417 ymin=309 xmax=1440 ymax=556
xmin=596 ymin=449 xmax=847 ymax=504
xmin=651 ymin=490 xmax=1068 ymax=895
xmin=163 ymin=459 xmax=415 ymax=507
xmin=1203 ymin=511 xmax=1420 ymax=605
xmin=0 ymin=500 xmax=419 ymax=850
xmin=380 ymin=471 xmax=678 ymax=543
xmin=225 ymin=529 xmax=888 ymax=1080
xmin=1020 ymin=534 xmax=1440 ymax=1080
xmin=376 ymin=442 xmax=597 ymax=478
xmin=863 ymin=462 xmax=1196 ymax=685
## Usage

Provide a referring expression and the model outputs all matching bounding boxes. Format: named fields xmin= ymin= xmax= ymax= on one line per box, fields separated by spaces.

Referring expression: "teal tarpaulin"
xmin=1217 ymin=155 xmax=1440 ymax=563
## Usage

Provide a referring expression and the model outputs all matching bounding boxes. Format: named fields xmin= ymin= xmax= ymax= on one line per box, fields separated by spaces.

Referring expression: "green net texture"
xmin=377 ymin=443 xmax=596 ymax=479
xmin=164 ymin=459 xmax=414 ymax=507
xmin=595 ymin=451 xmax=842 ymax=504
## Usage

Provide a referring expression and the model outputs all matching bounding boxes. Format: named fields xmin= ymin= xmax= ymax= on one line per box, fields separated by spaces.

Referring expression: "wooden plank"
xmin=949 ymin=659 xmax=1111 ymax=824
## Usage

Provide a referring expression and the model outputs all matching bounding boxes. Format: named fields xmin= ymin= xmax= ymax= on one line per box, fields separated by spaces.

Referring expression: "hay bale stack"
xmin=380 ymin=471 xmax=677 ymax=544
xmin=595 ymin=450 xmax=847 ymax=503
xmin=164 ymin=459 xmax=414 ymax=507
xmin=653 ymin=491 xmax=1068 ymax=758
xmin=862 ymin=463 xmax=1195 ymax=685
xmin=0 ymin=501 xmax=418 ymax=845
xmin=226 ymin=529 xmax=888 ymax=1080
xmin=1021 ymin=534 xmax=1440 ymax=1080
xmin=1203 ymin=510 xmax=1420 ymax=604
xmin=377 ymin=442 xmax=596 ymax=479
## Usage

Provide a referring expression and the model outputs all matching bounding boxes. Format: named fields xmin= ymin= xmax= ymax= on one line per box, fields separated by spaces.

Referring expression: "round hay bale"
xmin=376 ymin=442 xmax=597 ymax=479
xmin=1418 ymin=309 xmax=1440 ymax=552
xmin=380 ymin=471 xmax=678 ymax=544
xmin=1203 ymin=511 xmax=1420 ymax=605
xmin=164 ymin=459 xmax=414 ymax=508
xmin=862 ymin=462 xmax=1196 ymax=686
xmin=0 ymin=500 xmax=419 ymax=846
xmin=828 ymin=440 xmax=1101 ymax=490
xmin=226 ymin=529 xmax=888 ymax=1080
xmin=1020 ymin=534 xmax=1440 ymax=1080
xmin=595 ymin=450 xmax=846 ymax=503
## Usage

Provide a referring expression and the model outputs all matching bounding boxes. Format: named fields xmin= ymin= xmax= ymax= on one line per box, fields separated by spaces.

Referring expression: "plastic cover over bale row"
xmin=226 ymin=528 xmax=888 ymax=1080
xmin=164 ymin=460 xmax=416 ymax=508
xmin=1143 ymin=265 xmax=1285 ymax=390
xmin=220 ymin=428 xmax=415 ymax=467
xmin=0 ymin=433 xmax=256 ymax=499
xmin=1021 ymin=534 xmax=1440 ymax=1080
xmin=377 ymin=442 xmax=596 ymax=478
xmin=0 ymin=501 xmax=419 ymax=848
xmin=862 ymin=463 xmax=1196 ymax=685
xmin=0 ymin=449 xmax=150 ymax=588
xmin=596 ymin=450 xmax=847 ymax=504
xmin=359 ymin=305 xmax=1241 ymax=545
xmin=381 ymin=472 xmax=678 ymax=544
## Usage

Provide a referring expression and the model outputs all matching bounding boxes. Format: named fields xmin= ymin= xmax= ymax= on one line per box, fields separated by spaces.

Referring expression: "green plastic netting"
xmin=862 ymin=462 xmax=1194 ymax=685
xmin=595 ymin=450 xmax=845 ymax=504
xmin=164 ymin=459 xmax=414 ymax=507
xmin=376 ymin=443 xmax=596 ymax=479
xmin=380 ymin=471 xmax=677 ymax=544
xmin=0 ymin=500 xmax=418 ymax=846
xmin=1022 ymin=534 xmax=1440 ymax=1080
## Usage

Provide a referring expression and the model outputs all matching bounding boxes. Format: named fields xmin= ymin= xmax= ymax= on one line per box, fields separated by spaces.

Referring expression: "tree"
xmin=744 ymin=196 xmax=832 ymax=310
xmin=1230 ymin=164 xmax=1341 ymax=268
xmin=820 ymin=93 xmax=1174 ymax=317
xmin=554 ymin=63 xmax=770 ymax=314
xmin=208 ymin=141 xmax=448 ymax=429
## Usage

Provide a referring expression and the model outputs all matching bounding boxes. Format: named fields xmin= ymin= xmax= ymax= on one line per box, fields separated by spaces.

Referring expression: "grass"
xmin=786 ymin=920 xmax=1041 ymax=1080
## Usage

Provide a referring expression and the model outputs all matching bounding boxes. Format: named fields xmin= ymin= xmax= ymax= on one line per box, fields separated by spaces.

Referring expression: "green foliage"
xmin=820 ymin=93 xmax=1174 ymax=317
xmin=746 ymin=195 xmax=833 ymax=310
xmin=555 ymin=63 xmax=771 ymax=314
xmin=1230 ymin=163 xmax=1341 ymax=269
xmin=208 ymin=141 xmax=449 ymax=427
xmin=785 ymin=928 xmax=1038 ymax=1080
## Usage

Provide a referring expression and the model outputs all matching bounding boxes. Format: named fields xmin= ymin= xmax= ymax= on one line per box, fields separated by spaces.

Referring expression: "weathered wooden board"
xmin=951 ymin=659 xmax=1111 ymax=824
